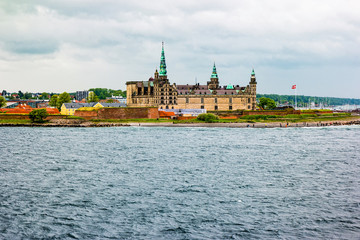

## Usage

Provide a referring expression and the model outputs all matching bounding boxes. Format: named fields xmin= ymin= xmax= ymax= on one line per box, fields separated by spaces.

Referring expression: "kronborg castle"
xmin=126 ymin=43 xmax=257 ymax=111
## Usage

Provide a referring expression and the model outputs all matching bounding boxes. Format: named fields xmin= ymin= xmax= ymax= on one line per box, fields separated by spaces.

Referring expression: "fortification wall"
xmin=74 ymin=110 xmax=98 ymax=120
xmin=75 ymin=107 xmax=159 ymax=120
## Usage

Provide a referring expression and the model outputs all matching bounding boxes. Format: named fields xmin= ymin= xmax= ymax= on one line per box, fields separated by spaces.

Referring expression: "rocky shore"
xmin=1 ymin=119 xmax=359 ymax=128
xmin=133 ymin=119 xmax=360 ymax=128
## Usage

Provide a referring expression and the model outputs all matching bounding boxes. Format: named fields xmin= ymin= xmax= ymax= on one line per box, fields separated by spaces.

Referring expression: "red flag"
xmin=292 ymin=85 xmax=296 ymax=89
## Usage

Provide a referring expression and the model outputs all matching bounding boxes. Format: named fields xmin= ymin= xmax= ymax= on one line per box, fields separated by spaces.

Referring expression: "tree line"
xmin=2 ymin=88 xmax=126 ymax=100
xmin=257 ymin=94 xmax=360 ymax=107
xmin=88 ymin=88 xmax=126 ymax=99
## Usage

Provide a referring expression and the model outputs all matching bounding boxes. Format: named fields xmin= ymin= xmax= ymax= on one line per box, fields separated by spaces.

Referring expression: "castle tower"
xmin=250 ymin=68 xmax=256 ymax=84
xmin=208 ymin=63 xmax=219 ymax=90
xmin=249 ymin=68 xmax=257 ymax=109
xmin=159 ymin=42 xmax=167 ymax=79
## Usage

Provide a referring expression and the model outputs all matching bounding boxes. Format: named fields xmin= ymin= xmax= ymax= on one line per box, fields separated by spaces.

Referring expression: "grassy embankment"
xmin=89 ymin=113 xmax=356 ymax=124
xmin=0 ymin=113 xmax=358 ymax=125
xmin=230 ymin=113 xmax=356 ymax=124
xmin=0 ymin=119 xmax=32 ymax=124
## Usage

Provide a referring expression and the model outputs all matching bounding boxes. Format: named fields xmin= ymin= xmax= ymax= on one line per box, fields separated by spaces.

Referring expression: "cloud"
xmin=4 ymin=40 xmax=59 ymax=55
xmin=0 ymin=0 xmax=359 ymax=98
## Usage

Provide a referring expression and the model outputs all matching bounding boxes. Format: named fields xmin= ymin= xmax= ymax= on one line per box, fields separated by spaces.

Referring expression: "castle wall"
xmin=176 ymin=95 xmax=255 ymax=111
xmin=75 ymin=107 xmax=159 ymax=119
xmin=126 ymin=82 xmax=138 ymax=106
xmin=73 ymin=110 xmax=98 ymax=119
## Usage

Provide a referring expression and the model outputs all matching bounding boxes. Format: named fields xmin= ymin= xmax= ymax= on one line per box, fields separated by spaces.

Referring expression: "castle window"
xmin=229 ymin=98 xmax=232 ymax=103
xmin=201 ymin=105 xmax=204 ymax=109
xmin=248 ymin=98 xmax=251 ymax=103
xmin=201 ymin=98 xmax=204 ymax=104
xmin=160 ymin=107 xmax=163 ymax=109
xmin=229 ymin=106 xmax=232 ymax=110
xmin=248 ymin=105 xmax=250 ymax=109
xmin=215 ymin=98 xmax=217 ymax=104
xmin=172 ymin=106 xmax=174 ymax=109
xmin=186 ymin=97 xmax=189 ymax=103
xmin=166 ymin=106 xmax=169 ymax=109
xmin=215 ymin=106 xmax=218 ymax=110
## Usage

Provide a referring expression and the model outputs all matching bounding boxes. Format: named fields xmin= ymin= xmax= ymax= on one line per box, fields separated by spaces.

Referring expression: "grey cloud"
xmin=0 ymin=0 xmax=359 ymax=98
xmin=4 ymin=40 xmax=59 ymax=55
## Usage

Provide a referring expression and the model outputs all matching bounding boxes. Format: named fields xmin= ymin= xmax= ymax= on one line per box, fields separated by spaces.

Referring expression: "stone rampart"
xmin=75 ymin=107 xmax=159 ymax=120
xmin=73 ymin=110 xmax=98 ymax=120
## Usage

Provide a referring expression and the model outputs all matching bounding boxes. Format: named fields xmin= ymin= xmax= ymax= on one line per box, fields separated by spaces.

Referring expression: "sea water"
xmin=0 ymin=126 xmax=359 ymax=239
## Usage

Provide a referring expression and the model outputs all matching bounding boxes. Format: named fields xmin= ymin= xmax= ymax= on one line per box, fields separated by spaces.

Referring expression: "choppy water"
xmin=0 ymin=126 xmax=359 ymax=239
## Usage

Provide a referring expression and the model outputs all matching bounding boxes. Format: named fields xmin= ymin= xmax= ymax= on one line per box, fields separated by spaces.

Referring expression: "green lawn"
xmin=0 ymin=119 xmax=32 ymax=124
xmin=0 ymin=114 xmax=357 ymax=125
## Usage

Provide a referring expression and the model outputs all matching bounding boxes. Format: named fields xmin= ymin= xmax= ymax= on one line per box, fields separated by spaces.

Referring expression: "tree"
xmin=258 ymin=97 xmax=276 ymax=110
xmin=0 ymin=96 xmax=7 ymax=108
xmin=106 ymin=99 xmax=114 ymax=103
xmin=56 ymin=92 xmax=71 ymax=110
xmin=29 ymin=109 xmax=49 ymax=123
xmin=41 ymin=92 xmax=49 ymax=99
xmin=49 ymin=95 xmax=58 ymax=107
xmin=18 ymin=91 xmax=24 ymax=99
xmin=89 ymin=88 xmax=127 ymax=99
xmin=24 ymin=92 xmax=32 ymax=99
xmin=87 ymin=92 xmax=99 ymax=103
xmin=197 ymin=113 xmax=219 ymax=123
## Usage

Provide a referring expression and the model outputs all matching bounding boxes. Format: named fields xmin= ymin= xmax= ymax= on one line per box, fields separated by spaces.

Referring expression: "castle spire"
xmin=250 ymin=68 xmax=256 ymax=84
xmin=211 ymin=62 xmax=218 ymax=79
xmin=159 ymin=42 xmax=167 ymax=77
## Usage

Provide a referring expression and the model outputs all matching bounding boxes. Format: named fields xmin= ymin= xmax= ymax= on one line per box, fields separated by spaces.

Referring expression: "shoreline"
xmin=1 ymin=119 xmax=359 ymax=128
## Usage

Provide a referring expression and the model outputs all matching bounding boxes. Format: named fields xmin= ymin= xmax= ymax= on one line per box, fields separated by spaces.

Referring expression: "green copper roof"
xmin=159 ymin=42 xmax=167 ymax=76
xmin=251 ymin=68 xmax=255 ymax=76
xmin=211 ymin=63 xmax=218 ymax=79
xmin=226 ymin=84 xmax=234 ymax=89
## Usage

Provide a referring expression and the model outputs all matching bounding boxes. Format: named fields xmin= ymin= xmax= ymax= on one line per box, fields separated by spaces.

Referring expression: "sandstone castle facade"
xmin=126 ymin=43 xmax=257 ymax=111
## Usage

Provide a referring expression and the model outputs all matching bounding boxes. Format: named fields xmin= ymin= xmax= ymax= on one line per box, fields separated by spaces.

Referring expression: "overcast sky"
xmin=0 ymin=0 xmax=359 ymax=98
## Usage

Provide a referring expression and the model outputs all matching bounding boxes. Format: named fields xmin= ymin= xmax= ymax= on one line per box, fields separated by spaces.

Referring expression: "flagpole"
xmin=295 ymin=87 xmax=297 ymax=110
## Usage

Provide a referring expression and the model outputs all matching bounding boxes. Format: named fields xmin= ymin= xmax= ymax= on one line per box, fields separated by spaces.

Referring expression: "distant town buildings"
xmin=107 ymin=95 xmax=127 ymax=105
xmin=126 ymin=43 xmax=257 ymax=111
xmin=76 ymin=91 xmax=91 ymax=101
xmin=2 ymin=100 xmax=49 ymax=109
xmin=61 ymin=102 xmax=126 ymax=115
